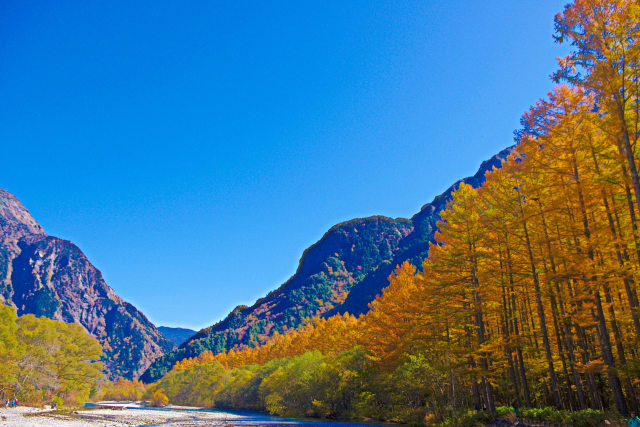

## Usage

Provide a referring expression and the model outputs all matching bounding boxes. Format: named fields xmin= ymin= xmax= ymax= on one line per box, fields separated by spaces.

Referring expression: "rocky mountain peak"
xmin=0 ymin=189 xmax=46 ymax=240
xmin=0 ymin=188 xmax=175 ymax=379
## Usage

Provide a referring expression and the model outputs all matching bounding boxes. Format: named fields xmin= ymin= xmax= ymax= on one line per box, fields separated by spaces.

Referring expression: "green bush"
xmin=437 ymin=406 xmax=605 ymax=427
xmin=520 ymin=407 xmax=565 ymax=424
xmin=437 ymin=409 xmax=497 ymax=427
xmin=495 ymin=406 xmax=513 ymax=417
xmin=514 ymin=406 xmax=605 ymax=427
xmin=53 ymin=395 xmax=64 ymax=409
xmin=567 ymin=408 xmax=605 ymax=427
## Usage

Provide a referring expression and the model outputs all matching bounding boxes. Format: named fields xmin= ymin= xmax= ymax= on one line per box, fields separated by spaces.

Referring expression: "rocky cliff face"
xmin=141 ymin=147 xmax=513 ymax=382
xmin=0 ymin=189 xmax=46 ymax=302
xmin=0 ymin=189 xmax=175 ymax=379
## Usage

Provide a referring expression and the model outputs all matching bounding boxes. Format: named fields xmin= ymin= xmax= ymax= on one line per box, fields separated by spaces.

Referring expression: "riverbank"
xmin=0 ymin=403 xmax=387 ymax=426
xmin=0 ymin=405 xmax=245 ymax=426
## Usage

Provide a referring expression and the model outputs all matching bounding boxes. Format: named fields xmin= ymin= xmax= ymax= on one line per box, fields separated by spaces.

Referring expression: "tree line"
xmin=0 ymin=305 xmax=103 ymax=407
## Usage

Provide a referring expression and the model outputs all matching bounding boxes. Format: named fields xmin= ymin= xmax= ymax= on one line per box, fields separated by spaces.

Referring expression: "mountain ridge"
xmin=158 ymin=326 xmax=197 ymax=346
xmin=141 ymin=146 xmax=513 ymax=382
xmin=0 ymin=189 xmax=175 ymax=379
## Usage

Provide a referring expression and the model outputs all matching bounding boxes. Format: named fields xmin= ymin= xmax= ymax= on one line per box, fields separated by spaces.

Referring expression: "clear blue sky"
xmin=1 ymin=1 xmax=568 ymax=330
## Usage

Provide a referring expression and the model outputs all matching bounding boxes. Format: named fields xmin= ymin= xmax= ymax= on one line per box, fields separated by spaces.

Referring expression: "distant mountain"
xmin=158 ymin=326 xmax=197 ymax=346
xmin=0 ymin=189 xmax=175 ymax=379
xmin=141 ymin=147 xmax=513 ymax=383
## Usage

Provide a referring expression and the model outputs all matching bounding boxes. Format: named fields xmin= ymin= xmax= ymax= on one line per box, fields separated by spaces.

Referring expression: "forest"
xmin=146 ymin=1 xmax=640 ymax=425
xmin=0 ymin=305 xmax=103 ymax=407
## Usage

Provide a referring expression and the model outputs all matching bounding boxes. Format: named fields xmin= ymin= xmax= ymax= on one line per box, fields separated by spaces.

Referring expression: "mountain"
xmin=335 ymin=147 xmax=512 ymax=317
xmin=158 ymin=326 xmax=197 ymax=346
xmin=0 ymin=189 xmax=176 ymax=379
xmin=141 ymin=147 xmax=513 ymax=383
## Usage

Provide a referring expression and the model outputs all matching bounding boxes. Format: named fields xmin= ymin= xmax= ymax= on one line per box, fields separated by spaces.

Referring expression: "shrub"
xmin=515 ymin=406 xmax=605 ymax=427
xmin=151 ymin=389 xmax=169 ymax=407
xmin=495 ymin=406 xmax=513 ymax=417
xmin=567 ymin=408 xmax=605 ymax=427
xmin=53 ymin=395 xmax=63 ymax=409
xmin=437 ymin=409 xmax=496 ymax=427
xmin=520 ymin=407 xmax=565 ymax=424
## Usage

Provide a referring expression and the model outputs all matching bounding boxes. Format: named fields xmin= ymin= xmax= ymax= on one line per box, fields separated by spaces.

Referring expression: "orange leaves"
xmin=176 ymin=313 xmax=364 ymax=372
xmin=580 ymin=359 xmax=607 ymax=374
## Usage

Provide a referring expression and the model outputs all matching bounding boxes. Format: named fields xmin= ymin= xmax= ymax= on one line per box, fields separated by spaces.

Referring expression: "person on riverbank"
xmin=628 ymin=412 xmax=640 ymax=427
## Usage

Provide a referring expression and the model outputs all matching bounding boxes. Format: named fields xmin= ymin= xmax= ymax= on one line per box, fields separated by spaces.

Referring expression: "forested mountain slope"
xmin=0 ymin=189 xmax=175 ymax=379
xmin=141 ymin=147 xmax=512 ymax=382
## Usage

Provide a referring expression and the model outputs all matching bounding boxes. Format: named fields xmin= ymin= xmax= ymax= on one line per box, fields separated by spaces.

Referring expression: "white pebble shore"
xmin=0 ymin=405 xmax=243 ymax=426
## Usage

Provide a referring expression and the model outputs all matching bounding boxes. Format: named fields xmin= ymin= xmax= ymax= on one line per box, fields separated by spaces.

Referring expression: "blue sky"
xmin=1 ymin=1 xmax=568 ymax=330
